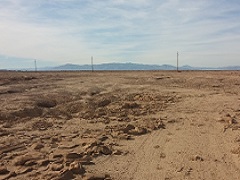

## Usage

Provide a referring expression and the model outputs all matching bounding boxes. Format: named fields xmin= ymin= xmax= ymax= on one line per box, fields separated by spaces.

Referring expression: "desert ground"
xmin=0 ymin=70 xmax=240 ymax=180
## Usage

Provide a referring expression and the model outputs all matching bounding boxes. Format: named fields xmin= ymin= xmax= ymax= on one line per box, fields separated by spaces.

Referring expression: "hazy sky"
xmin=0 ymin=0 xmax=240 ymax=69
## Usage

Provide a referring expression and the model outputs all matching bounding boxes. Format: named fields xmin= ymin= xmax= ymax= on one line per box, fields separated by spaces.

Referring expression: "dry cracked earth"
xmin=0 ymin=70 xmax=240 ymax=180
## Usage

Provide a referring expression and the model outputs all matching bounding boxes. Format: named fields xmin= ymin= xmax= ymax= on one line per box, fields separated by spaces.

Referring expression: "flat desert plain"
xmin=0 ymin=70 xmax=240 ymax=180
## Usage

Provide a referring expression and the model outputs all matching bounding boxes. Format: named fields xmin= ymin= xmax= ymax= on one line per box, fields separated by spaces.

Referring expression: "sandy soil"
xmin=0 ymin=70 xmax=240 ymax=180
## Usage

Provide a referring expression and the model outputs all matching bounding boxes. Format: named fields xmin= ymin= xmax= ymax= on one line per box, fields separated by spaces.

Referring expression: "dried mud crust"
xmin=0 ymin=86 xmax=180 ymax=123
xmin=0 ymin=71 xmax=240 ymax=180
xmin=0 ymin=72 xmax=181 ymax=180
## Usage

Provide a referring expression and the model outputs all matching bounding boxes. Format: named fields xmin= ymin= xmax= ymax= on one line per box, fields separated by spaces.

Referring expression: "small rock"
xmin=118 ymin=134 xmax=133 ymax=140
xmin=88 ymin=87 xmax=102 ymax=96
xmin=191 ymin=155 xmax=204 ymax=161
xmin=14 ymin=155 xmax=34 ymax=166
xmin=129 ymin=127 xmax=148 ymax=136
xmin=113 ymin=150 xmax=122 ymax=155
xmin=32 ymin=143 xmax=44 ymax=150
xmin=231 ymin=147 xmax=240 ymax=154
xmin=69 ymin=161 xmax=85 ymax=174
xmin=58 ymin=170 xmax=74 ymax=180
xmin=65 ymin=152 xmax=83 ymax=160
xmin=32 ymin=120 xmax=53 ymax=131
xmin=223 ymin=114 xmax=237 ymax=125
xmin=1 ymin=171 xmax=17 ymax=179
xmin=0 ymin=130 xmax=9 ymax=137
xmin=98 ymin=135 xmax=108 ymax=141
xmin=16 ymin=167 xmax=33 ymax=174
xmin=122 ymin=102 xmax=140 ymax=109
xmin=160 ymin=152 xmax=166 ymax=159
xmin=0 ymin=167 xmax=10 ymax=175
xmin=177 ymin=166 xmax=184 ymax=172
xmin=146 ymin=123 xmax=157 ymax=131
xmin=167 ymin=119 xmax=176 ymax=124
xmin=53 ymin=154 xmax=64 ymax=159
xmin=103 ymin=119 xmax=110 ymax=124
xmin=58 ymin=143 xmax=79 ymax=149
xmin=36 ymin=99 xmax=57 ymax=108
xmin=185 ymin=168 xmax=193 ymax=176
xmin=51 ymin=163 xmax=64 ymax=171
xmin=24 ymin=160 xmax=37 ymax=166
xmin=79 ymin=155 xmax=94 ymax=165
xmin=40 ymin=172 xmax=58 ymax=180
xmin=51 ymin=137 xmax=61 ymax=143
xmin=38 ymin=159 xmax=50 ymax=166
xmin=2 ymin=123 xmax=12 ymax=128
xmin=122 ymin=124 xmax=135 ymax=133
xmin=234 ymin=136 xmax=240 ymax=143
xmin=157 ymin=121 xmax=166 ymax=129
xmin=85 ymin=173 xmax=111 ymax=180
xmin=98 ymin=99 xmax=111 ymax=107
xmin=51 ymin=143 xmax=58 ymax=148
xmin=97 ymin=145 xmax=112 ymax=155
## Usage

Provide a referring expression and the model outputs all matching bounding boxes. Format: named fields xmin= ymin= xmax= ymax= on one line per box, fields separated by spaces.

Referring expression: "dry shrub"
xmin=88 ymin=86 xmax=104 ymax=96
xmin=32 ymin=120 xmax=53 ymax=130
xmin=122 ymin=102 xmax=140 ymax=109
xmin=34 ymin=91 xmax=76 ymax=108
xmin=33 ymin=91 xmax=85 ymax=119
xmin=43 ymin=108 xmax=73 ymax=120
xmin=0 ymin=113 xmax=8 ymax=120
xmin=231 ymin=147 xmax=240 ymax=155
xmin=0 ymin=107 xmax=43 ymax=124
xmin=97 ymin=99 xmax=111 ymax=107
xmin=36 ymin=99 xmax=57 ymax=108
xmin=11 ymin=107 xmax=43 ymax=120
xmin=63 ymin=101 xmax=85 ymax=114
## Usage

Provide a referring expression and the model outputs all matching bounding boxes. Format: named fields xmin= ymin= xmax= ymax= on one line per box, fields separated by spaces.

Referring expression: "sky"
xmin=0 ymin=0 xmax=240 ymax=69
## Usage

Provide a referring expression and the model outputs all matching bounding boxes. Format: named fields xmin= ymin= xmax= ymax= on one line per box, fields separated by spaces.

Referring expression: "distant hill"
xmin=219 ymin=66 xmax=240 ymax=70
xmin=31 ymin=63 xmax=240 ymax=71
xmin=51 ymin=63 xmax=177 ymax=71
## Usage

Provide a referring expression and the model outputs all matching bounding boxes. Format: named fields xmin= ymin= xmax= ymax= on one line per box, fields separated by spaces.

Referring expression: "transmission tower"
xmin=177 ymin=51 xmax=179 ymax=71
xmin=91 ymin=56 xmax=94 ymax=72
xmin=34 ymin=59 xmax=37 ymax=72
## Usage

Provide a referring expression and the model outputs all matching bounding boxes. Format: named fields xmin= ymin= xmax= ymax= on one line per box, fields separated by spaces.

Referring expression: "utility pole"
xmin=91 ymin=56 xmax=94 ymax=72
xmin=34 ymin=59 xmax=37 ymax=72
xmin=177 ymin=51 xmax=179 ymax=72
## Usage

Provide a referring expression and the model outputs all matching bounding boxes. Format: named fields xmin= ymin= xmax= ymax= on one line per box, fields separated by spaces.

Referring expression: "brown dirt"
xmin=0 ymin=70 xmax=240 ymax=180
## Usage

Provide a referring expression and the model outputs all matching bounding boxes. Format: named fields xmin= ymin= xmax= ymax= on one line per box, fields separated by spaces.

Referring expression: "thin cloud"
xmin=0 ymin=0 xmax=240 ymax=68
